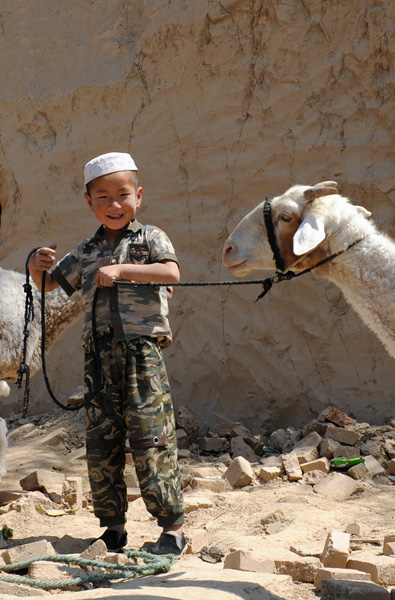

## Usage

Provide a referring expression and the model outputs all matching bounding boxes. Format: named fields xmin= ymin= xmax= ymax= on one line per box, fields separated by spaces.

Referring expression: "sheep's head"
xmin=222 ymin=181 xmax=371 ymax=276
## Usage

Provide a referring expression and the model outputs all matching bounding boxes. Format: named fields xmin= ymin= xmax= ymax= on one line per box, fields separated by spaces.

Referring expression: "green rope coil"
xmin=0 ymin=550 xmax=174 ymax=590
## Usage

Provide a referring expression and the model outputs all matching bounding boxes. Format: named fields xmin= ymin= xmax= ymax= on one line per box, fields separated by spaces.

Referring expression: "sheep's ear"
xmin=304 ymin=181 xmax=338 ymax=203
xmin=293 ymin=213 xmax=326 ymax=256
xmin=356 ymin=206 xmax=372 ymax=219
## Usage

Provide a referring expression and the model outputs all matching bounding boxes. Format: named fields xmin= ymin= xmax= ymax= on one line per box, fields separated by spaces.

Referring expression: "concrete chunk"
xmin=259 ymin=465 xmax=283 ymax=482
xmin=282 ymin=453 xmax=303 ymax=481
xmin=364 ymin=455 xmax=386 ymax=476
xmin=0 ymin=579 xmax=50 ymax=596
xmin=319 ymin=406 xmax=357 ymax=427
xmin=185 ymin=529 xmax=209 ymax=554
xmin=321 ymin=530 xmax=350 ymax=568
xmin=19 ymin=469 xmax=65 ymax=497
xmin=315 ymin=566 xmax=371 ymax=590
xmin=198 ymin=436 xmax=226 ymax=453
xmin=325 ymin=424 xmax=359 ymax=446
xmin=224 ymin=456 xmax=254 ymax=487
xmin=320 ymin=438 xmax=341 ymax=458
xmin=224 ymin=549 xmax=275 ymax=574
xmin=300 ymin=457 xmax=330 ymax=474
xmin=313 ymin=472 xmax=359 ymax=501
xmin=347 ymin=551 xmax=395 ymax=585
xmin=321 ymin=578 xmax=389 ymax=599
xmin=2 ymin=540 xmax=56 ymax=565
xmin=62 ymin=476 xmax=83 ymax=509
xmin=276 ymin=555 xmax=321 ymax=582
xmin=383 ymin=535 xmax=395 ymax=556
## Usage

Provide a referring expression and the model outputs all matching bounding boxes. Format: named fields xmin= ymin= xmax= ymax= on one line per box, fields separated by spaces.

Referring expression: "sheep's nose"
xmin=223 ymin=242 xmax=234 ymax=255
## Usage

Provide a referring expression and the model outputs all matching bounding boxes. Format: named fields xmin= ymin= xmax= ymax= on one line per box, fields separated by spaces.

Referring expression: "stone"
xmin=347 ymin=551 xmax=395 ymax=585
xmin=321 ymin=530 xmax=350 ymax=568
xmin=79 ymin=539 xmax=107 ymax=559
xmin=276 ymin=555 xmax=322 ymax=582
xmin=282 ymin=453 xmax=303 ymax=481
xmin=321 ymin=578 xmax=390 ymax=599
xmin=293 ymin=431 xmax=322 ymax=449
xmin=40 ymin=427 xmax=69 ymax=447
xmin=176 ymin=428 xmax=190 ymax=449
xmin=364 ymin=455 xmax=386 ymax=476
xmin=302 ymin=470 xmax=327 ymax=485
xmin=230 ymin=436 xmax=259 ymax=462
xmin=269 ymin=428 xmax=302 ymax=454
xmin=68 ymin=447 xmax=86 ymax=461
xmin=127 ymin=487 xmax=142 ymax=501
xmin=2 ymin=540 xmax=56 ymax=565
xmin=303 ymin=420 xmax=328 ymax=437
xmin=0 ymin=579 xmax=50 ymax=596
xmin=224 ymin=549 xmax=275 ymax=574
xmin=259 ymin=454 xmax=283 ymax=467
xmin=290 ymin=539 xmax=325 ymax=557
xmin=260 ymin=508 xmax=290 ymax=533
xmin=333 ymin=445 xmax=361 ymax=459
xmin=178 ymin=448 xmax=192 ymax=459
xmin=320 ymin=438 xmax=341 ymax=458
xmin=198 ymin=436 xmax=226 ymax=453
xmin=176 ymin=406 xmax=200 ymax=441
xmin=19 ymin=470 xmax=65 ymax=497
xmin=0 ymin=490 xmax=25 ymax=505
xmin=300 ymin=457 xmax=330 ymax=474
xmin=215 ymin=422 xmax=237 ymax=437
xmin=325 ymin=424 xmax=359 ymax=446
xmin=259 ymin=465 xmax=283 ymax=482
xmin=185 ymin=529 xmax=209 ymax=554
xmin=383 ymin=534 xmax=395 ymax=556
xmin=293 ymin=446 xmax=319 ymax=464
xmin=315 ymin=566 xmax=371 ymax=590
xmin=28 ymin=560 xmax=85 ymax=591
xmin=313 ymin=472 xmax=359 ymax=501
xmin=224 ymin=456 xmax=254 ymax=487
xmin=346 ymin=522 xmax=365 ymax=536
xmin=184 ymin=496 xmax=215 ymax=513
xmin=190 ymin=476 xmax=230 ymax=493
xmin=62 ymin=476 xmax=83 ymax=509
xmin=318 ymin=406 xmax=356 ymax=427
xmin=348 ymin=463 xmax=369 ymax=480
xmin=67 ymin=384 xmax=84 ymax=405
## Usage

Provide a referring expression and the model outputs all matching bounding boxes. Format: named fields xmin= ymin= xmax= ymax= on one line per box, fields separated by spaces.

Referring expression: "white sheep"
xmin=0 ymin=266 xmax=82 ymax=479
xmin=222 ymin=181 xmax=395 ymax=360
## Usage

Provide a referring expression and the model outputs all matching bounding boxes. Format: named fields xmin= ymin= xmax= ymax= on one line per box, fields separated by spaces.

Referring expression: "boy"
xmin=29 ymin=152 xmax=186 ymax=555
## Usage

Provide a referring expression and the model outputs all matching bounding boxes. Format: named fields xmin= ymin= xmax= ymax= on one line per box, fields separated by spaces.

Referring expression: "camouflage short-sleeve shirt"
xmin=51 ymin=219 xmax=178 ymax=346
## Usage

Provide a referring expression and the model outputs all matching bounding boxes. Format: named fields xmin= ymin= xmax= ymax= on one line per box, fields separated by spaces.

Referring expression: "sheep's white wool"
xmin=0 ymin=418 xmax=7 ymax=480
xmin=0 ymin=381 xmax=10 ymax=397
xmin=0 ymin=266 xmax=82 ymax=383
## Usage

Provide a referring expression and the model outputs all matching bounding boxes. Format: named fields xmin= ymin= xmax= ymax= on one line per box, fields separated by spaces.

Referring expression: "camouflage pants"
xmin=84 ymin=332 xmax=184 ymax=528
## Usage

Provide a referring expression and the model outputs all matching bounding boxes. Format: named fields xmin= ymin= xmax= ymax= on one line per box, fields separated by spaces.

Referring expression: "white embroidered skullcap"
xmin=84 ymin=152 xmax=138 ymax=185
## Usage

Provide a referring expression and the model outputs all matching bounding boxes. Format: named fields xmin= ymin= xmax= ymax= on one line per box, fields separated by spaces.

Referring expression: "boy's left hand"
xmin=95 ymin=265 xmax=122 ymax=287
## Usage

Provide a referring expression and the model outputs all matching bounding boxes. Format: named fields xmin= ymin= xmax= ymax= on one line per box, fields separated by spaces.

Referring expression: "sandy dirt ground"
xmin=1 ymin=407 xmax=395 ymax=599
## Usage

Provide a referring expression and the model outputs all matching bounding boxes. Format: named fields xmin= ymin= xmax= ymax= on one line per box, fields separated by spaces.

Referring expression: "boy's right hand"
xmin=29 ymin=245 xmax=57 ymax=271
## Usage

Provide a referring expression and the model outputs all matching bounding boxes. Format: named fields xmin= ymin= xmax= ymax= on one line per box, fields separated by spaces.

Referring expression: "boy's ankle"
xmin=163 ymin=525 xmax=183 ymax=537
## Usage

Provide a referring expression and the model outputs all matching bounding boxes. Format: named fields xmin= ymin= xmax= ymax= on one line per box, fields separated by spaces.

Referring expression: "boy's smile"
xmin=85 ymin=170 xmax=142 ymax=240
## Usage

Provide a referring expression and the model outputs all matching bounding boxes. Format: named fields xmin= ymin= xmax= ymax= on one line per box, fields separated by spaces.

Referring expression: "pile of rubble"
xmin=1 ymin=403 xmax=395 ymax=598
xmin=176 ymin=404 xmax=395 ymax=495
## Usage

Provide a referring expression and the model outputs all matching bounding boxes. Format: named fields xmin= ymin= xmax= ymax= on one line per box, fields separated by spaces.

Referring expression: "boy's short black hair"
xmin=85 ymin=170 xmax=139 ymax=196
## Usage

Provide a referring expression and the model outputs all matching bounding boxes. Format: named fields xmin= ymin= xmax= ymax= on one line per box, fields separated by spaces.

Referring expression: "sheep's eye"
xmin=279 ymin=214 xmax=292 ymax=223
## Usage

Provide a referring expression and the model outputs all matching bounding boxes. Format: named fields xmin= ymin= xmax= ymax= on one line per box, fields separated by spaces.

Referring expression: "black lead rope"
xmin=39 ymin=271 xmax=92 ymax=412
xmin=17 ymin=247 xmax=40 ymax=418
xmin=19 ymin=228 xmax=362 ymax=416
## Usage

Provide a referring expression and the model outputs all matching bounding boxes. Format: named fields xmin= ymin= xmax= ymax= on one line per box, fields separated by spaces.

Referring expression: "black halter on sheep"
xmin=223 ymin=181 xmax=395 ymax=360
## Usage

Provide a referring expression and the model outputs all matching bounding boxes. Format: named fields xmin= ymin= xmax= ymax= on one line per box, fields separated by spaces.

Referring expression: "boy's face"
xmin=85 ymin=171 xmax=142 ymax=232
